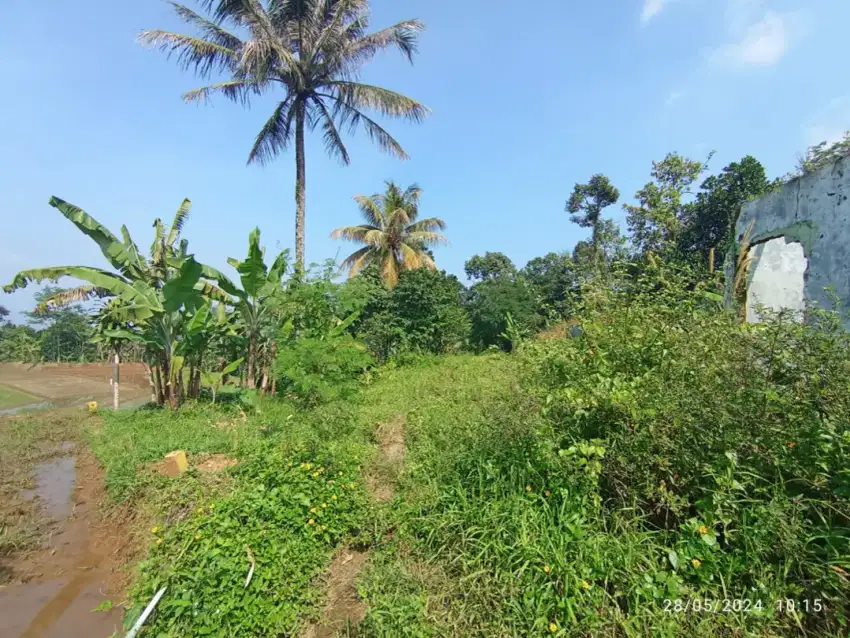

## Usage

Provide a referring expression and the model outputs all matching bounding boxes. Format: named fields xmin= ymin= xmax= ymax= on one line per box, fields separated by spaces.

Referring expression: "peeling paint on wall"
xmin=745 ymin=238 xmax=807 ymax=323
xmin=727 ymin=154 xmax=850 ymax=328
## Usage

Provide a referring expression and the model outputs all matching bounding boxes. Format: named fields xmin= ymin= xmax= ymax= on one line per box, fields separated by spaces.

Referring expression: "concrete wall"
xmin=731 ymin=154 xmax=850 ymax=325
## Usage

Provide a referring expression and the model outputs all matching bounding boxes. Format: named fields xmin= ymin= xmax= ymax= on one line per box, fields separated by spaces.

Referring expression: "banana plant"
xmin=201 ymin=358 xmax=244 ymax=405
xmin=3 ymin=196 xmax=232 ymax=408
xmin=202 ymin=228 xmax=289 ymax=390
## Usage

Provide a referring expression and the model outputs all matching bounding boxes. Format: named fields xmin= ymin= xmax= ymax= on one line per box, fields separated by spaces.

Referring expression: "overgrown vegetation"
xmin=4 ymin=3 xmax=850 ymax=635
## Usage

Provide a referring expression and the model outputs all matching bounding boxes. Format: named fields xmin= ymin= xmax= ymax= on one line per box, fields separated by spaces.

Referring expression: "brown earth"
xmin=0 ymin=362 xmax=151 ymax=410
xmin=0 ymin=428 xmax=134 ymax=637
xmin=304 ymin=415 xmax=407 ymax=638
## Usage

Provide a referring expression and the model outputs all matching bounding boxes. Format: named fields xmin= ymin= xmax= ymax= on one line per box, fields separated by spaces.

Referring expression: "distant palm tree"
xmin=331 ymin=181 xmax=446 ymax=287
xmin=139 ymin=0 xmax=429 ymax=270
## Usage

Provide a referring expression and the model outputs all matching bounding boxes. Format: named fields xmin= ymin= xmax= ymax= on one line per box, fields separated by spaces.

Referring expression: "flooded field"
xmin=0 ymin=363 xmax=152 ymax=413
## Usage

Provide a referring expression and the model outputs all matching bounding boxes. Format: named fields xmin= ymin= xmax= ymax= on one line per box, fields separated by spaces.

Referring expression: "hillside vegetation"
xmin=80 ymin=265 xmax=850 ymax=636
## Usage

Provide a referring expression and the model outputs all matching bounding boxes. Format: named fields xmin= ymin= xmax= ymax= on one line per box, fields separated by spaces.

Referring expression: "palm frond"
xmin=137 ymin=30 xmax=237 ymax=78
xmin=329 ymin=81 xmax=429 ymax=123
xmin=326 ymin=96 xmax=409 ymax=160
xmin=406 ymin=217 xmax=446 ymax=233
xmin=382 ymin=252 xmax=399 ymax=288
xmin=340 ymin=245 xmax=373 ymax=277
xmin=168 ymin=2 xmax=244 ymax=49
xmin=330 ymin=225 xmax=383 ymax=244
xmin=183 ymin=79 xmax=262 ymax=106
xmin=405 ymin=230 xmax=448 ymax=246
xmin=167 ymin=198 xmax=192 ymax=247
xmin=247 ymin=96 xmax=297 ymax=165
xmin=344 ymin=19 xmax=424 ymax=65
xmin=353 ymin=194 xmax=385 ymax=227
xmin=312 ymin=96 xmax=350 ymax=165
xmin=398 ymin=243 xmax=423 ymax=270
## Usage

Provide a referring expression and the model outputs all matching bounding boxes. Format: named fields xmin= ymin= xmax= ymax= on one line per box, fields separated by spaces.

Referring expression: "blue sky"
xmin=2 ymin=0 xmax=848 ymax=319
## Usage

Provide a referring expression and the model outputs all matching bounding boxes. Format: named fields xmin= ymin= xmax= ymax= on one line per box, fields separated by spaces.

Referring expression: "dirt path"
xmin=304 ymin=415 xmax=406 ymax=638
xmin=0 ymin=444 xmax=129 ymax=637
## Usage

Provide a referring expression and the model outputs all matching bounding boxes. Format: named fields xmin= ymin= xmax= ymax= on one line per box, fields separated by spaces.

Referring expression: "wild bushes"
xmin=521 ymin=266 xmax=850 ymax=632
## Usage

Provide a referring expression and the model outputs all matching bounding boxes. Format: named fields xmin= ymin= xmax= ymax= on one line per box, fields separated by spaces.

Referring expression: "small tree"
xmin=566 ymin=174 xmax=620 ymax=272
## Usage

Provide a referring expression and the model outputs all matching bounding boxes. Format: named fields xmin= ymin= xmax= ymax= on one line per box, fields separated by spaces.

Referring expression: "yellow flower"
xmin=332 ymin=495 xmax=337 ymax=500
xmin=338 ymin=471 xmax=343 ymax=476
xmin=349 ymin=483 xmax=356 ymax=489
xmin=543 ymin=564 xmax=551 ymax=574
xmin=194 ymin=533 xmax=201 ymax=540
xmin=156 ymin=538 xmax=163 ymax=545
xmin=310 ymin=507 xmax=318 ymax=514
xmin=321 ymin=503 xmax=327 ymax=509
xmin=312 ymin=472 xmax=319 ymax=478
xmin=151 ymin=526 xmax=160 ymax=534
xmin=209 ymin=504 xmax=215 ymax=510
xmin=698 ymin=526 xmax=709 ymax=535
xmin=692 ymin=559 xmax=702 ymax=568
xmin=582 ymin=581 xmax=590 ymax=590
xmin=305 ymin=463 xmax=313 ymax=470
xmin=549 ymin=622 xmax=558 ymax=633
xmin=308 ymin=519 xmax=315 ymax=525
xmin=525 ymin=485 xmax=532 ymax=493
xmin=321 ymin=525 xmax=327 ymax=531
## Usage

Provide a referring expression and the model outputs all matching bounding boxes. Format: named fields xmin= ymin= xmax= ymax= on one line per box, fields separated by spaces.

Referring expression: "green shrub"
xmin=126 ymin=449 xmax=368 ymax=636
xmin=357 ymin=268 xmax=470 ymax=360
xmin=276 ymin=332 xmax=373 ymax=405
xmin=520 ymin=266 xmax=850 ymax=632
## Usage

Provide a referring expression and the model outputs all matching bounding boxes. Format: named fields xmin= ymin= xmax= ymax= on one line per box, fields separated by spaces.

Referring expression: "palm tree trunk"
xmin=294 ymin=103 xmax=306 ymax=271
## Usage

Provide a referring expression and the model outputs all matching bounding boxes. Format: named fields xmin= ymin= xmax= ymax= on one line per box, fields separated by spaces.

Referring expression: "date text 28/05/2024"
xmin=663 ymin=599 xmax=823 ymax=614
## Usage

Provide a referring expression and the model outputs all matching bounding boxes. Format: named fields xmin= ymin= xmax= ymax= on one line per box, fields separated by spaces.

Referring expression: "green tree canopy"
xmin=624 ymin=153 xmax=705 ymax=256
xmin=464 ymin=252 xmax=516 ymax=281
xmin=566 ymin=174 xmax=620 ymax=270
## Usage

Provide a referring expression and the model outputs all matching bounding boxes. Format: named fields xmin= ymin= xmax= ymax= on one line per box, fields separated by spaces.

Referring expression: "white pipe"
xmin=126 ymin=586 xmax=167 ymax=638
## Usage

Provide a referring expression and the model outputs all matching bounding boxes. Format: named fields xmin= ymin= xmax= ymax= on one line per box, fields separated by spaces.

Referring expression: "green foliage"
xmin=128 ymin=452 xmax=367 ymax=636
xmin=567 ymin=174 xmax=620 ymax=272
xmin=520 ymin=252 xmax=579 ymax=320
xmin=520 ymin=268 xmax=850 ymax=633
xmin=678 ymin=155 xmax=773 ymax=261
xmin=276 ymin=318 xmax=373 ymax=405
xmin=625 ymin=152 xmax=706 ymax=256
xmin=794 ymin=130 xmax=850 ymax=177
xmin=91 ymin=401 xmax=371 ymax=637
xmin=357 ymin=268 xmax=469 ymax=360
xmin=463 ymin=252 xmax=516 ymax=281
xmin=465 ymin=275 xmax=540 ymax=350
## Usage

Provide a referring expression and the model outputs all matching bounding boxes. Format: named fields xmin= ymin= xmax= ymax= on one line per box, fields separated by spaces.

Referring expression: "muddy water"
xmin=22 ymin=456 xmax=76 ymax=520
xmin=0 ymin=447 xmax=123 ymax=637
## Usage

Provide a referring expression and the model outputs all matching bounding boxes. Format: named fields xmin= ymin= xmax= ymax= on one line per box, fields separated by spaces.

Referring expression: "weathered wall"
xmin=731 ymin=154 xmax=850 ymax=325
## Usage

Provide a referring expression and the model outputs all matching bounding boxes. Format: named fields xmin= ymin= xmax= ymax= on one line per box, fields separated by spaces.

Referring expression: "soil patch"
xmin=305 ymin=415 xmax=407 ymax=637
xmin=0 ymin=445 xmax=131 ymax=637
xmin=194 ymin=453 xmax=239 ymax=474
xmin=304 ymin=549 xmax=370 ymax=638
xmin=366 ymin=415 xmax=406 ymax=503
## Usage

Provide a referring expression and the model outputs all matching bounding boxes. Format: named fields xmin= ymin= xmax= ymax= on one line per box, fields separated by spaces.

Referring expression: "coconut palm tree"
xmin=331 ymin=181 xmax=446 ymax=287
xmin=139 ymin=0 xmax=429 ymax=270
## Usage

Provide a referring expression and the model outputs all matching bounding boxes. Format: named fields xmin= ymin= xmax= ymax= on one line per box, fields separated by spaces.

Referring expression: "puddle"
xmin=22 ymin=456 xmax=76 ymax=520
xmin=0 ymin=401 xmax=53 ymax=416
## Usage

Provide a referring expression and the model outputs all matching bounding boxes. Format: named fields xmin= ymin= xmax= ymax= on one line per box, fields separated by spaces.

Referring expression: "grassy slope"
xmin=0 ymin=384 xmax=41 ymax=410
